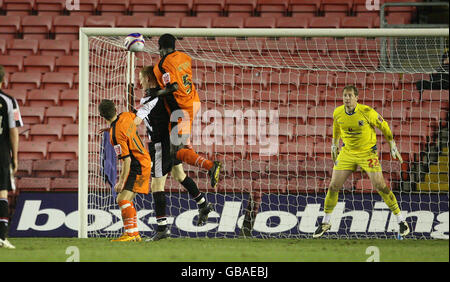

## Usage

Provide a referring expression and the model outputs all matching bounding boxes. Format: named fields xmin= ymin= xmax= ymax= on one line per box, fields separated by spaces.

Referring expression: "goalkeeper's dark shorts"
xmin=148 ymin=138 xmax=182 ymax=178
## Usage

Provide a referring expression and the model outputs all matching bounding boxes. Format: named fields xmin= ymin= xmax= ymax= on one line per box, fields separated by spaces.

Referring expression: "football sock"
xmin=323 ymin=190 xmax=339 ymax=224
xmin=176 ymin=148 xmax=214 ymax=171
xmin=153 ymin=192 xmax=167 ymax=232
xmin=377 ymin=189 xmax=402 ymax=217
xmin=0 ymin=198 xmax=8 ymax=241
xmin=180 ymin=176 xmax=207 ymax=209
xmin=118 ymin=200 xmax=139 ymax=236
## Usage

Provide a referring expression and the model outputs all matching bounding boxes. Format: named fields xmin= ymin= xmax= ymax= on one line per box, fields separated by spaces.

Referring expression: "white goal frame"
xmin=78 ymin=28 xmax=448 ymax=238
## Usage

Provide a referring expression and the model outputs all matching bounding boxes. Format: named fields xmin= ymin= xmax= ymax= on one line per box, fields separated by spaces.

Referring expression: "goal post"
xmin=78 ymin=28 xmax=449 ymax=239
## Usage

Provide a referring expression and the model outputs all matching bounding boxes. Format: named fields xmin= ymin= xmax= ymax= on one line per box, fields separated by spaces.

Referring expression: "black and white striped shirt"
xmin=0 ymin=90 xmax=23 ymax=161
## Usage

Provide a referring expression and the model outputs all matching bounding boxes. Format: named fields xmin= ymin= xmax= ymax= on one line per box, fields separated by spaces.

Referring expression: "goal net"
xmin=79 ymin=28 xmax=449 ymax=240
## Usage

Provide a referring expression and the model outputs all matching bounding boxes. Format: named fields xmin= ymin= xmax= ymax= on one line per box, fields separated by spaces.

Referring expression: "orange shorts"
xmin=123 ymin=165 xmax=151 ymax=194
xmin=165 ymin=93 xmax=200 ymax=136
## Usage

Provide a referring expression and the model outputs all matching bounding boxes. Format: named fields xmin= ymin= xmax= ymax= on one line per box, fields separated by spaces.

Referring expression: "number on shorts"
xmin=368 ymin=158 xmax=379 ymax=168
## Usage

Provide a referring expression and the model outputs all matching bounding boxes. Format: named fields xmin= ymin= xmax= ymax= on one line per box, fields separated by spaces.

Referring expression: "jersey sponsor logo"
xmin=113 ymin=144 xmax=122 ymax=156
xmin=162 ymin=72 xmax=171 ymax=85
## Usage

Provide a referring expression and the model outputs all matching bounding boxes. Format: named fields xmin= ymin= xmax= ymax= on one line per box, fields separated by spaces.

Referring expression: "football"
xmin=124 ymin=33 xmax=145 ymax=52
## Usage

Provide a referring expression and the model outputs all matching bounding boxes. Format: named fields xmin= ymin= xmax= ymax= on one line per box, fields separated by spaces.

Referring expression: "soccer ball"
xmin=124 ymin=33 xmax=145 ymax=52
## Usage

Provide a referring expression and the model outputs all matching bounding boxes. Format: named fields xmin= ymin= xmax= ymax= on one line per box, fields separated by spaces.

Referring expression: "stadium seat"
xmin=3 ymin=0 xmax=34 ymax=15
xmin=212 ymin=16 xmax=244 ymax=28
xmin=366 ymin=72 xmax=399 ymax=89
xmin=0 ymin=55 xmax=24 ymax=72
xmin=353 ymin=0 xmax=383 ymax=16
xmin=421 ymin=90 xmax=449 ymax=103
xmin=295 ymin=124 xmax=329 ymax=139
xmin=17 ymin=177 xmax=51 ymax=192
xmin=32 ymin=159 xmax=66 ymax=177
xmin=23 ymin=55 xmax=56 ymax=72
xmin=193 ymin=0 xmax=224 ymax=17
xmin=148 ymin=16 xmax=181 ymax=27
xmin=45 ymin=106 xmax=78 ymax=124
xmin=18 ymin=141 xmax=48 ymax=159
xmin=335 ymin=72 xmax=367 ymax=89
xmin=7 ymin=39 xmax=39 ymax=56
xmin=65 ymin=159 xmax=78 ymax=177
xmin=253 ymin=178 xmax=287 ymax=193
xmin=115 ymin=15 xmax=149 ymax=27
xmin=225 ymin=0 xmax=256 ymax=17
xmin=67 ymin=0 xmax=98 ymax=15
xmin=51 ymin=177 xmax=78 ymax=191
xmin=84 ymin=15 xmax=116 ymax=27
xmin=16 ymin=159 xmax=33 ymax=177
xmin=278 ymin=104 xmax=308 ymax=124
xmin=38 ymin=39 xmax=71 ymax=56
xmin=29 ymin=124 xmax=63 ymax=142
xmin=341 ymin=15 xmax=373 ymax=28
xmin=48 ymin=141 xmax=78 ymax=159
xmin=309 ymin=15 xmax=341 ymax=28
xmin=62 ymin=123 xmax=78 ymax=141
xmin=53 ymin=15 xmax=85 ymax=40
xmin=129 ymin=0 xmax=160 ymax=15
xmin=19 ymin=106 xmax=45 ymax=124
xmin=289 ymin=0 xmax=320 ymax=17
xmin=222 ymin=88 xmax=253 ymax=107
xmin=180 ymin=16 xmax=212 ymax=28
xmin=27 ymin=89 xmax=59 ymax=107
xmin=256 ymin=0 xmax=287 ymax=17
xmin=253 ymin=89 xmax=288 ymax=105
xmin=279 ymin=141 xmax=315 ymax=159
xmin=0 ymin=15 xmax=21 ymax=39
xmin=320 ymin=0 xmax=352 ymax=16
xmin=244 ymin=16 xmax=276 ymax=28
xmin=41 ymin=73 xmax=74 ymax=89
xmin=71 ymin=40 xmax=79 ymax=56
xmin=9 ymin=88 xmax=27 ymax=107
xmin=232 ymin=159 xmax=268 ymax=179
xmin=161 ymin=0 xmax=193 ymax=16
xmin=55 ymin=55 xmax=78 ymax=73
xmin=59 ymin=89 xmax=78 ymax=107
xmin=214 ymin=144 xmax=245 ymax=160
xmin=34 ymin=0 xmax=66 ymax=15
xmin=9 ymin=72 xmax=41 ymax=89
xmin=276 ymin=16 xmax=309 ymax=28
xmin=97 ymin=0 xmax=129 ymax=15
xmin=21 ymin=15 xmax=53 ymax=39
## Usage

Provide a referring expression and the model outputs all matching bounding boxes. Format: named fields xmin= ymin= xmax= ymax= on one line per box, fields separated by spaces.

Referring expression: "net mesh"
xmin=85 ymin=33 xmax=449 ymax=239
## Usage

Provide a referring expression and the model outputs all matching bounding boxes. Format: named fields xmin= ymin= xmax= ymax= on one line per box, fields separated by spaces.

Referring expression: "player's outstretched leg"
xmin=197 ymin=202 xmax=214 ymax=226
xmin=208 ymin=161 xmax=222 ymax=189
xmin=313 ymin=223 xmax=332 ymax=239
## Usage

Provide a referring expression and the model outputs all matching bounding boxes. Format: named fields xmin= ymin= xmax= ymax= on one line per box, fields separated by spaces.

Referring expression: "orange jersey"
xmin=154 ymin=51 xmax=200 ymax=111
xmin=154 ymin=51 xmax=200 ymax=135
xmin=110 ymin=112 xmax=151 ymax=194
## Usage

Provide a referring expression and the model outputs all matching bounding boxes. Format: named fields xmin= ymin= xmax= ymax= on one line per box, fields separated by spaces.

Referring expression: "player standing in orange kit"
xmin=152 ymin=33 xmax=222 ymax=189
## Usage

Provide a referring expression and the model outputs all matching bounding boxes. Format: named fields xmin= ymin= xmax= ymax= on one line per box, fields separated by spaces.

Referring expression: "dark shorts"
xmin=0 ymin=164 xmax=13 ymax=192
xmin=148 ymin=137 xmax=181 ymax=178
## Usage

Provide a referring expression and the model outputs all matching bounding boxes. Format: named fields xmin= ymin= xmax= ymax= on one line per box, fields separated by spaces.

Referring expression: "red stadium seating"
xmin=289 ymin=0 xmax=320 ymax=17
xmin=0 ymin=39 xmax=6 ymax=55
xmin=276 ymin=16 xmax=309 ymax=28
xmin=42 ymin=73 xmax=74 ymax=89
xmin=161 ymin=0 xmax=193 ymax=16
xmin=17 ymin=159 xmax=34 ymax=177
xmin=23 ymin=55 xmax=56 ymax=72
xmin=148 ymin=16 xmax=181 ymax=27
xmin=9 ymin=72 xmax=41 ymax=89
xmin=193 ymin=0 xmax=224 ymax=17
xmin=51 ymin=177 xmax=78 ymax=191
xmin=0 ymin=55 xmax=24 ymax=72
xmin=68 ymin=0 xmax=98 ymax=16
xmin=39 ymin=39 xmax=71 ymax=56
xmin=212 ymin=16 xmax=244 ymax=28
xmin=32 ymin=159 xmax=66 ymax=177
xmin=225 ymin=0 xmax=256 ymax=17
xmin=62 ymin=123 xmax=78 ymax=141
xmin=341 ymin=15 xmax=373 ymax=28
xmin=19 ymin=141 xmax=48 ymax=160
xmin=244 ymin=16 xmax=276 ymax=28
xmin=17 ymin=177 xmax=51 ymax=191
xmin=321 ymin=0 xmax=352 ymax=16
xmin=55 ymin=55 xmax=78 ymax=73
xmin=48 ymin=141 xmax=78 ymax=159
xmin=53 ymin=15 xmax=85 ymax=40
xmin=84 ymin=15 xmax=115 ymax=27
xmin=180 ymin=16 xmax=212 ymax=28
xmin=59 ymin=89 xmax=78 ymax=106
xmin=97 ymin=0 xmax=129 ymax=15
xmin=3 ymin=0 xmax=34 ymax=15
xmin=129 ymin=0 xmax=160 ymax=15
xmin=21 ymin=15 xmax=53 ymax=39
xmin=7 ymin=39 xmax=39 ymax=56
xmin=287 ymin=176 xmax=324 ymax=193
xmin=19 ymin=106 xmax=45 ymax=124
xmin=45 ymin=106 xmax=78 ymax=124
xmin=65 ymin=159 xmax=78 ymax=177
xmin=115 ymin=15 xmax=148 ymax=27
xmin=29 ymin=124 xmax=63 ymax=142
xmin=27 ymin=89 xmax=59 ymax=106
xmin=256 ymin=0 xmax=288 ymax=18
xmin=34 ymin=0 xmax=66 ymax=15
xmin=0 ymin=15 xmax=21 ymax=39
xmin=309 ymin=15 xmax=341 ymax=28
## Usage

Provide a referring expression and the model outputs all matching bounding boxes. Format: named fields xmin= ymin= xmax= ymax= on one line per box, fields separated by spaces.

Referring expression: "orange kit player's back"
xmin=110 ymin=111 xmax=151 ymax=194
xmin=154 ymin=50 xmax=200 ymax=135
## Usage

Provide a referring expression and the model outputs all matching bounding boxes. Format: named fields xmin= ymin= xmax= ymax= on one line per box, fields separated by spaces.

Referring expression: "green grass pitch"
xmin=0 ymin=238 xmax=448 ymax=262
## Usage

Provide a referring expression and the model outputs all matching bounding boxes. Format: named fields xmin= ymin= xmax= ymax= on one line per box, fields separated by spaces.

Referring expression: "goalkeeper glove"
xmin=389 ymin=140 xmax=403 ymax=163
xmin=331 ymin=144 xmax=339 ymax=163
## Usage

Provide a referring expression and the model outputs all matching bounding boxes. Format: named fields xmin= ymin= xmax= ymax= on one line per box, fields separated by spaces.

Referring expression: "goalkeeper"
xmin=313 ymin=85 xmax=410 ymax=238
